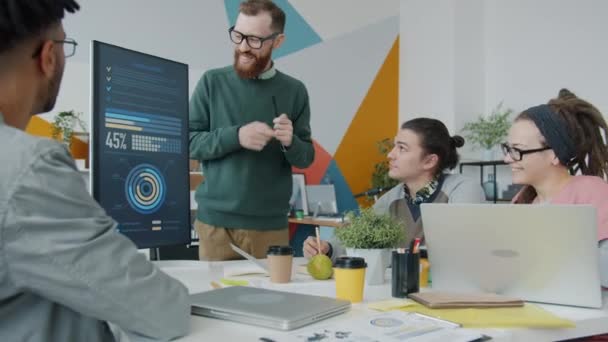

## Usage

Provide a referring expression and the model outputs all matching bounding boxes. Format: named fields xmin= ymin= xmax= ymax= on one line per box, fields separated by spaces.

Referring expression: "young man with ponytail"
xmin=304 ymin=118 xmax=484 ymax=260
xmin=503 ymin=89 xmax=608 ymax=288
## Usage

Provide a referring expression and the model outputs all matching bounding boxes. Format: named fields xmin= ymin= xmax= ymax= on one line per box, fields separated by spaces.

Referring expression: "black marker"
xmin=272 ymin=95 xmax=287 ymax=152
xmin=271 ymin=95 xmax=279 ymax=118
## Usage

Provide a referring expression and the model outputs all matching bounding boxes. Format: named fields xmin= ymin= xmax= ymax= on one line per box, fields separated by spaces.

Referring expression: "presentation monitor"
xmin=90 ymin=41 xmax=190 ymax=249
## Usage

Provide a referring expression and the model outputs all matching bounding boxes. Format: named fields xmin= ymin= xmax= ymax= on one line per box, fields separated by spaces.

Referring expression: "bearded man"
xmin=189 ymin=0 xmax=314 ymax=261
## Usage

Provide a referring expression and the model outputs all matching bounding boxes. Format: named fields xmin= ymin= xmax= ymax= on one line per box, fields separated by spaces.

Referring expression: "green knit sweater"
xmin=189 ymin=66 xmax=314 ymax=229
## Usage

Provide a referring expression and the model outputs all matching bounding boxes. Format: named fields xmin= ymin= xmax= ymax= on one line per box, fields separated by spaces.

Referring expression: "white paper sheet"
xmin=261 ymin=311 xmax=483 ymax=342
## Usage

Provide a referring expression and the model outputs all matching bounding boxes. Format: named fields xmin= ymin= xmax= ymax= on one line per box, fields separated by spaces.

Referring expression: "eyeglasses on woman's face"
xmin=501 ymin=143 xmax=552 ymax=161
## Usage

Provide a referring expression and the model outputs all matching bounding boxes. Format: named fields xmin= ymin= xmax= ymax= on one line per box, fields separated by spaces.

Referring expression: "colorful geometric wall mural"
xmin=333 ymin=37 xmax=399 ymax=208
xmin=270 ymin=11 xmax=399 ymax=211
xmin=28 ymin=0 xmax=400 ymax=224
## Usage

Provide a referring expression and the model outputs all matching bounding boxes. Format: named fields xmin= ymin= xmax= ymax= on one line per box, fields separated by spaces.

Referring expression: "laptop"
xmin=420 ymin=203 xmax=602 ymax=308
xmin=190 ymin=286 xmax=351 ymax=330
xmin=290 ymin=173 xmax=309 ymax=215
xmin=306 ymin=184 xmax=339 ymax=216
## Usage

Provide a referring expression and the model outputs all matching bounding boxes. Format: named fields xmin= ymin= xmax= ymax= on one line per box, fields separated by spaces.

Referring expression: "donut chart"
xmin=124 ymin=164 xmax=166 ymax=214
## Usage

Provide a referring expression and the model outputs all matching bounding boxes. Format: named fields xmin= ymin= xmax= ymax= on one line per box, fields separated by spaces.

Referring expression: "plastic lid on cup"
xmin=267 ymin=245 xmax=294 ymax=256
xmin=334 ymin=256 xmax=367 ymax=269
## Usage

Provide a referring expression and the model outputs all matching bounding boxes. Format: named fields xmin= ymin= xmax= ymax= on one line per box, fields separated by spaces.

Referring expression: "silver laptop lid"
xmin=190 ymin=286 xmax=351 ymax=330
xmin=421 ymin=204 xmax=602 ymax=308
xmin=306 ymin=185 xmax=338 ymax=215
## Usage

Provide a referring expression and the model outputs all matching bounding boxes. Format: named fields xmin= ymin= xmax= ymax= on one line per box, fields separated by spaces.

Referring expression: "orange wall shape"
xmin=25 ymin=116 xmax=89 ymax=160
xmin=69 ymin=136 xmax=89 ymax=160
xmin=334 ymin=37 xmax=399 ymax=207
xmin=25 ymin=115 xmax=52 ymax=138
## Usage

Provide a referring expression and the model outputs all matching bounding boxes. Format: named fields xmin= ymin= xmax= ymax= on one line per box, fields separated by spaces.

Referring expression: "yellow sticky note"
xmin=368 ymin=298 xmax=417 ymax=311
xmin=400 ymin=302 xmax=575 ymax=329
xmin=219 ymin=278 xmax=250 ymax=286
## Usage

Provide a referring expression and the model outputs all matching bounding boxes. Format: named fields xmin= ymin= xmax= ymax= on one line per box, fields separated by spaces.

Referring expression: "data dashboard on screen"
xmin=90 ymin=41 xmax=190 ymax=248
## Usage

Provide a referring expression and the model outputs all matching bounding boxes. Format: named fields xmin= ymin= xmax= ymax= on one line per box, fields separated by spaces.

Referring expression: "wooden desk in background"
xmin=287 ymin=217 xmax=343 ymax=256
xmin=288 ymin=216 xmax=344 ymax=228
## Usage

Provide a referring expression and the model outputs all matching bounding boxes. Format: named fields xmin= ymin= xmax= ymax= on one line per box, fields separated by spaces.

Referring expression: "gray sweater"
xmin=330 ymin=173 xmax=484 ymax=260
xmin=0 ymin=114 xmax=190 ymax=342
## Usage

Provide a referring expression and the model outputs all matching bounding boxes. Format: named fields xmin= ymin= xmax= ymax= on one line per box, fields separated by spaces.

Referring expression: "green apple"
xmin=307 ymin=254 xmax=333 ymax=280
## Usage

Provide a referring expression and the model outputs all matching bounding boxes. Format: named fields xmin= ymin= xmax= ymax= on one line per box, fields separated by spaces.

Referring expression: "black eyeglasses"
xmin=228 ymin=26 xmax=280 ymax=49
xmin=501 ymin=143 xmax=552 ymax=161
xmin=31 ymin=38 xmax=78 ymax=58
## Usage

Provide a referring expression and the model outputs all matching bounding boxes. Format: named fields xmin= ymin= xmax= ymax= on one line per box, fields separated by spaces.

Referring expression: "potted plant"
xmin=371 ymin=138 xmax=399 ymax=192
xmin=335 ymin=207 xmax=405 ymax=285
xmin=461 ymin=102 xmax=513 ymax=160
xmin=51 ymin=110 xmax=87 ymax=147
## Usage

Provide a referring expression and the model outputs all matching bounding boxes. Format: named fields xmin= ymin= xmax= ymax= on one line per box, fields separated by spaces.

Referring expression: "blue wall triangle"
xmin=321 ymin=160 xmax=359 ymax=214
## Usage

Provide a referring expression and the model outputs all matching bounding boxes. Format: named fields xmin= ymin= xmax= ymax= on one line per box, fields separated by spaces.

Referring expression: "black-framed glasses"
xmin=228 ymin=26 xmax=280 ymax=49
xmin=31 ymin=38 xmax=78 ymax=58
xmin=501 ymin=143 xmax=552 ymax=161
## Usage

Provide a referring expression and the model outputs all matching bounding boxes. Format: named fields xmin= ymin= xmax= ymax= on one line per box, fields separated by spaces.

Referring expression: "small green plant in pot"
xmin=461 ymin=102 xmax=513 ymax=160
xmin=336 ymin=207 xmax=405 ymax=285
xmin=370 ymin=138 xmax=399 ymax=194
xmin=51 ymin=110 xmax=86 ymax=147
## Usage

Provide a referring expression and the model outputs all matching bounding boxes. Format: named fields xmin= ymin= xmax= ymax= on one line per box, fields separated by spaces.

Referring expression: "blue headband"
xmin=524 ymin=104 xmax=577 ymax=166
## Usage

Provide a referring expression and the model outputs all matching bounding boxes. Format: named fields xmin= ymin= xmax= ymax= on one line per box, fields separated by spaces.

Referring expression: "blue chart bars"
xmin=105 ymin=107 xmax=181 ymax=136
xmin=104 ymin=107 xmax=182 ymax=153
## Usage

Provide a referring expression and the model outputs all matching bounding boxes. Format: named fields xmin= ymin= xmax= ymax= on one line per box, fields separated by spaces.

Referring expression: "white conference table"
xmin=155 ymin=259 xmax=608 ymax=342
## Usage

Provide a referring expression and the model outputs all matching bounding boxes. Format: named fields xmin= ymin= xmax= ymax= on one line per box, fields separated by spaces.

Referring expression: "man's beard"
xmin=233 ymin=50 xmax=272 ymax=79
xmin=40 ymin=63 xmax=64 ymax=114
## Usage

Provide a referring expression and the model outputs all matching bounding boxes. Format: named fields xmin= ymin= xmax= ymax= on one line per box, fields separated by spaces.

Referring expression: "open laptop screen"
xmin=421 ymin=203 xmax=602 ymax=308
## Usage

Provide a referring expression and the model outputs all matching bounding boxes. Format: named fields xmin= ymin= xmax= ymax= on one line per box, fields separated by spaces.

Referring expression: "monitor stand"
xmin=150 ymin=248 xmax=160 ymax=261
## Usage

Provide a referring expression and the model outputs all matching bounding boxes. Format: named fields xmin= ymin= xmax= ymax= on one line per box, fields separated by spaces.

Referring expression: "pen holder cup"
xmin=391 ymin=251 xmax=420 ymax=298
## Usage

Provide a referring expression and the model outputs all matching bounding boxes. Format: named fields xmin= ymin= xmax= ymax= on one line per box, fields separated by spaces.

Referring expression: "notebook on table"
xmin=409 ymin=291 xmax=524 ymax=308
xmin=190 ymin=286 xmax=351 ymax=330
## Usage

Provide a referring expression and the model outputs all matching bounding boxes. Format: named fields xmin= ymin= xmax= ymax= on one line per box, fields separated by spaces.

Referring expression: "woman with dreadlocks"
xmin=502 ymin=89 xmax=608 ymax=288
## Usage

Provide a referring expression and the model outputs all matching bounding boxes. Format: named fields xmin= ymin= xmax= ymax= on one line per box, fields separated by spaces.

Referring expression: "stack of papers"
xmin=222 ymin=263 xmax=267 ymax=277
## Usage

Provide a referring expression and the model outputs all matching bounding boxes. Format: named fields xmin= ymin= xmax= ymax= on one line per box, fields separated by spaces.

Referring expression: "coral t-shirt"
xmin=550 ymin=176 xmax=608 ymax=241
xmin=514 ymin=176 xmax=608 ymax=241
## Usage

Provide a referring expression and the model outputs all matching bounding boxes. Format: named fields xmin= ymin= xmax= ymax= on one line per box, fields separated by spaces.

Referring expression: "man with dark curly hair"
xmin=0 ymin=1 xmax=190 ymax=341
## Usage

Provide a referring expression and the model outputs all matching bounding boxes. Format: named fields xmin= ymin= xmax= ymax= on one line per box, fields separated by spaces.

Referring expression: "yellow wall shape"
xmin=334 ymin=37 xmax=399 ymax=206
xmin=25 ymin=116 xmax=89 ymax=160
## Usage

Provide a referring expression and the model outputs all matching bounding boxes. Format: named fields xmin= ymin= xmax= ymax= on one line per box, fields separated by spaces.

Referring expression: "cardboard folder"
xmin=409 ymin=291 xmax=524 ymax=309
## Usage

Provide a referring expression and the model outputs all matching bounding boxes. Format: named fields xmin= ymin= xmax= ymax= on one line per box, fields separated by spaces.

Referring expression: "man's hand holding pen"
xmin=273 ymin=113 xmax=293 ymax=148
xmin=238 ymin=121 xmax=274 ymax=151
xmin=237 ymin=114 xmax=292 ymax=152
